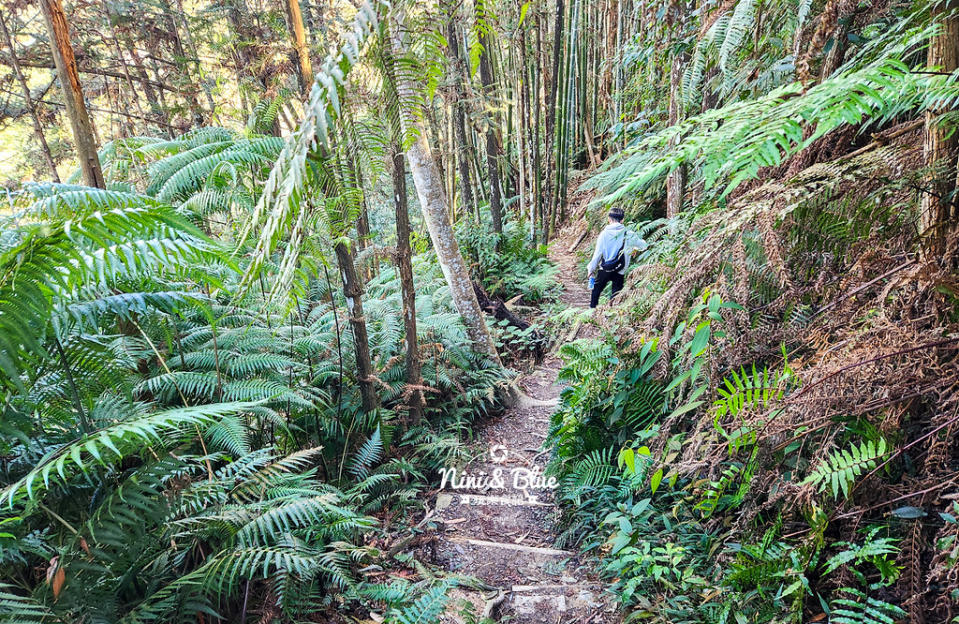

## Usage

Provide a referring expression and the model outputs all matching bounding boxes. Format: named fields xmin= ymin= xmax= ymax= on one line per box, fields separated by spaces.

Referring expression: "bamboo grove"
xmin=3 ymin=0 xmax=959 ymax=622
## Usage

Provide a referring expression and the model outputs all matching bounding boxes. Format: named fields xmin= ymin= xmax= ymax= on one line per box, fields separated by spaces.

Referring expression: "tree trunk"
xmin=544 ymin=0 xmax=566 ymax=240
xmin=446 ymin=18 xmax=478 ymax=221
xmin=39 ymin=0 xmax=104 ymax=188
xmin=158 ymin=0 xmax=204 ymax=127
xmin=0 ymin=13 xmax=60 ymax=182
xmin=533 ymin=11 xmax=544 ymax=245
xmin=665 ymin=1 xmax=687 ymax=218
xmin=391 ymin=144 xmax=424 ymax=424
xmin=352 ymin=150 xmax=375 ymax=278
xmin=287 ymin=0 xmax=314 ymax=94
xmin=665 ymin=52 xmax=687 ymax=218
xmin=477 ymin=14 xmax=504 ymax=236
xmin=921 ymin=2 xmax=959 ymax=256
xmin=517 ymin=28 xmax=530 ymax=242
xmin=333 ymin=241 xmax=378 ymax=414
xmin=426 ymin=106 xmax=450 ymax=215
xmin=389 ymin=15 xmax=501 ymax=363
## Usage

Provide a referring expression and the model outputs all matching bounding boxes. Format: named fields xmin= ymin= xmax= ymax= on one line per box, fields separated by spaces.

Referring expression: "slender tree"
xmin=38 ymin=0 xmax=104 ymax=188
xmin=545 ymin=0 xmax=566 ymax=238
xmin=446 ymin=17 xmax=478 ymax=221
xmin=373 ymin=26 xmax=425 ymax=423
xmin=333 ymin=238 xmax=378 ymax=414
xmin=476 ymin=4 xmax=504 ymax=237
xmin=389 ymin=14 xmax=500 ymax=363
xmin=389 ymin=135 xmax=423 ymax=423
xmin=665 ymin=0 xmax=688 ymax=218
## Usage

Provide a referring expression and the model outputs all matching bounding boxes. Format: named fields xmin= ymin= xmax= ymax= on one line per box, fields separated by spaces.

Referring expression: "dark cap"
xmin=608 ymin=207 xmax=625 ymax=220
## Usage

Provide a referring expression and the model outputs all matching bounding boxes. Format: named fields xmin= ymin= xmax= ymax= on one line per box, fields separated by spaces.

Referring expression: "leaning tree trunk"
xmin=39 ymin=0 xmax=104 ymax=188
xmin=0 ymin=13 xmax=59 ymax=182
xmin=333 ymin=241 xmax=379 ymax=414
xmin=921 ymin=2 xmax=959 ymax=257
xmin=389 ymin=15 xmax=501 ymax=363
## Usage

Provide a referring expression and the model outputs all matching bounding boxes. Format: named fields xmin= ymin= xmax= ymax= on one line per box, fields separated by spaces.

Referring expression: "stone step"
xmin=451 ymin=537 xmax=572 ymax=556
xmin=439 ymin=582 xmax=612 ymax=624
xmin=503 ymin=586 xmax=610 ymax=624
xmin=433 ymin=492 xmax=556 ymax=545
xmin=432 ymin=535 xmax=577 ymax=586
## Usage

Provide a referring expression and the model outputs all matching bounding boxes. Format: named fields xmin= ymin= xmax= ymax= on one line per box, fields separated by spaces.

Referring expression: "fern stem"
xmin=53 ymin=335 xmax=91 ymax=435
xmin=323 ymin=263 xmax=344 ymax=428
xmin=132 ymin=320 xmax=214 ymax=481
xmin=37 ymin=501 xmax=78 ymax=535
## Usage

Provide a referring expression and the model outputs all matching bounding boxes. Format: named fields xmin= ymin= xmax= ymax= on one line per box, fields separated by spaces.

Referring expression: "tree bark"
xmin=446 ymin=18 xmax=478 ymax=221
xmin=389 ymin=15 xmax=501 ymax=363
xmin=333 ymin=241 xmax=378 ymax=414
xmin=544 ymin=0 xmax=566 ymax=240
xmin=0 ymin=13 xmax=60 ymax=182
xmin=287 ymin=0 xmax=314 ymax=94
xmin=351 ymin=149 xmax=375 ymax=278
xmin=477 ymin=12 xmax=504 ymax=237
xmin=533 ymin=11 xmax=544 ymax=245
xmin=38 ymin=0 xmax=104 ymax=188
xmin=665 ymin=0 xmax=687 ymax=218
xmin=391 ymin=144 xmax=424 ymax=423
xmin=921 ymin=2 xmax=959 ymax=256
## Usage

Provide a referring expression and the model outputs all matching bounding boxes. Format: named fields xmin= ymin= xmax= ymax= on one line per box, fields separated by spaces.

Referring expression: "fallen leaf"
xmin=47 ymin=557 xmax=65 ymax=601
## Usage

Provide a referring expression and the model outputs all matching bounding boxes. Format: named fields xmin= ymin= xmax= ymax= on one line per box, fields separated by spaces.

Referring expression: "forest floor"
xmin=414 ymin=224 xmax=618 ymax=623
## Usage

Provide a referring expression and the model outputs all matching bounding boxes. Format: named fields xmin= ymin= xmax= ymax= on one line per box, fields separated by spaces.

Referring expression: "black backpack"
xmin=600 ymin=238 xmax=627 ymax=273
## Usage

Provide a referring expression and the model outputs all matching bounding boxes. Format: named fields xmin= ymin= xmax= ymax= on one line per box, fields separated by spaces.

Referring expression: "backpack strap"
xmin=607 ymin=235 xmax=626 ymax=262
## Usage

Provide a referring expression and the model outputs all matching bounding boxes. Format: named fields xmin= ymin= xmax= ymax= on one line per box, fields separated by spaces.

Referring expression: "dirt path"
xmin=421 ymin=236 xmax=617 ymax=623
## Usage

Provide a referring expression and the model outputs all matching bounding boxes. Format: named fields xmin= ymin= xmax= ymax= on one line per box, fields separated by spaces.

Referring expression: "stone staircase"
xmin=415 ymin=360 xmax=618 ymax=623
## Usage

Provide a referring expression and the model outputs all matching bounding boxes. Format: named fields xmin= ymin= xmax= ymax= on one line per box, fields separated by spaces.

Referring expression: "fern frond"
xmin=3 ymin=401 xmax=258 ymax=506
xmin=803 ymin=439 xmax=888 ymax=499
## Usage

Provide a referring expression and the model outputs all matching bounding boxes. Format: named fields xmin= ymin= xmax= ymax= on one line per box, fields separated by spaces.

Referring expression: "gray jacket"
xmin=587 ymin=223 xmax=647 ymax=276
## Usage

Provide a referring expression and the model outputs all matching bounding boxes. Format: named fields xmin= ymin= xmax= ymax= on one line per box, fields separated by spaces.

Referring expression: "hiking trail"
xmin=417 ymin=227 xmax=617 ymax=623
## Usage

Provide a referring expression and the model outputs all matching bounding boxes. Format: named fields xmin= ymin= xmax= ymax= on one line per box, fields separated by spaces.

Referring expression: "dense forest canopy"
xmin=2 ymin=0 xmax=959 ymax=622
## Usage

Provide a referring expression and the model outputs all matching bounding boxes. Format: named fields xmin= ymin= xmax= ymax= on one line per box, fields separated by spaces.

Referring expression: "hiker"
xmin=586 ymin=207 xmax=647 ymax=308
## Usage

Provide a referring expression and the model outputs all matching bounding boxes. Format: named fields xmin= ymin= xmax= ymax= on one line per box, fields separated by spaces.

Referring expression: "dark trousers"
xmin=590 ymin=269 xmax=624 ymax=308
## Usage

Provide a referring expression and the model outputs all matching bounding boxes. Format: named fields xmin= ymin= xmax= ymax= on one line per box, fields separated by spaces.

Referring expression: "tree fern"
xmin=3 ymin=401 xmax=258 ymax=505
